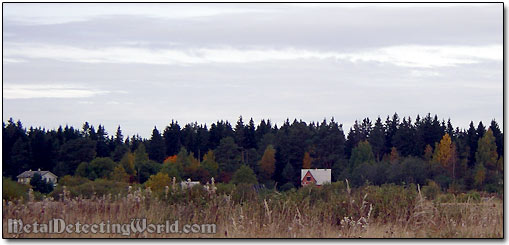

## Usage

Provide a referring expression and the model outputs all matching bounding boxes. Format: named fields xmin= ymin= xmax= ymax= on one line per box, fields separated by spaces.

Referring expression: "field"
xmin=2 ymin=182 xmax=503 ymax=238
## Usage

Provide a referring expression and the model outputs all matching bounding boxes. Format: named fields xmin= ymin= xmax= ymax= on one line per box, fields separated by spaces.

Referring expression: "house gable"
xmin=301 ymin=171 xmax=316 ymax=186
xmin=301 ymin=169 xmax=331 ymax=186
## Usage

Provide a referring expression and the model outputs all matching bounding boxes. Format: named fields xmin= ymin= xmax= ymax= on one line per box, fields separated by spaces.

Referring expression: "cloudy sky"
xmin=3 ymin=3 xmax=503 ymax=138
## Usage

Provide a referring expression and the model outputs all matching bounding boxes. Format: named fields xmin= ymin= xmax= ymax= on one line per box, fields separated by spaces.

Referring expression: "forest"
xmin=2 ymin=113 xmax=503 ymax=194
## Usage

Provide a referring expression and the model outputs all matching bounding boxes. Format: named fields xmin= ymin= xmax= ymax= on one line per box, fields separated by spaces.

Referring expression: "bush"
xmin=216 ymin=183 xmax=235 ymax=195
xmin=76 ymin=157 xmax=116 ymax=180
xmin=231 ymin=183 xmax=257 ymax=203
xmin=364 ymin=184 xmax=418 ymax=221
xmin=59 ymin=175 xmax=91 ymax=186
xmin=3 ymin=178 xmax=28 ymax=201
xmin=280 ymin=182 xmax=295 ymax=192
xmin=321 ymin=181 xmax=346 ymax=195
xmin=456 ymin=191 xmax=481 ymax=203
xmin=145 ymin=172 xmax=171 ymax=193
xmin=422 ymin=180 xmax=441 ymax=200
xmin=437 ymin=193 xmax=455 ymax=203
xmin=484 ymin=183 xmax=503 ymax=194
xmin=51 ymin=178 xmax=128 ymax=199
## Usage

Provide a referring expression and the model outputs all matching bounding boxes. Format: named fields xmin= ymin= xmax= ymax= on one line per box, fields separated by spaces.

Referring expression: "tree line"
xmin=2 ymin=113 xmax=503 ymax=192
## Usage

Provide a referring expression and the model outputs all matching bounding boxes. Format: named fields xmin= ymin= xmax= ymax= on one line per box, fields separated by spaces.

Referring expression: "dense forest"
xmin=2 ymin=113 xmax=504 ymax=193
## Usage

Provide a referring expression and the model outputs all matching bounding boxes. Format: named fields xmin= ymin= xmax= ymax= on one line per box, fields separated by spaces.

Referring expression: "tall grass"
xmin=2 ymin=182 xmax=503 ymax=238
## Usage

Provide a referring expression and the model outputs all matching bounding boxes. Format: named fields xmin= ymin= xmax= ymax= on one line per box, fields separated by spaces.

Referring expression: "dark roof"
xmin=17 ymin=170 xmax=55 ymax=178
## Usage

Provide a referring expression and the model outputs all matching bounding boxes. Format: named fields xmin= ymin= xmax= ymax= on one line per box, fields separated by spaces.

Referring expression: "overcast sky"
xmin=3 ymin=3 xmax=503 ymax=138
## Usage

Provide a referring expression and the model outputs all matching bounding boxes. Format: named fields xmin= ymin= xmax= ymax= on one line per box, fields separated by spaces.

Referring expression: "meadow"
xmin=2 ymin=180 xmax=503 ymax=238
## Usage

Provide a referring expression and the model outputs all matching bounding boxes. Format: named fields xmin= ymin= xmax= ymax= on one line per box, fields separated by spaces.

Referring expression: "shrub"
xmin=232 ymin=183 xmax=257 ymax=203
xmin=145 ymin=172 xmax=171 ymax=193
xmin=3 ymin=177 xmax=28 ymax=201
xmin=321 ymin=181 xmax=346 ymax=195
xmin=456 ymin=191 xmax=481 ymax=203
xmin=364 ymin=184 xmax=418 ymax=221
xmin=437 ymin=193 xmax=455 ymax=203
xmin=216 ymin=183 xmax=235 ymax=195
xmin=51 ymin=178 xmax=129 ymax=199
xmin=280 ymin=182 xmax=295 ymax=192
xmin=59 ymin=175 xmax=90 ymax=186
xmin=422 ymin=180 xmax=441 ymax=200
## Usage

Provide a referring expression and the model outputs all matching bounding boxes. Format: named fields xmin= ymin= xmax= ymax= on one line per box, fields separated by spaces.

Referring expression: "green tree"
xmin=137 ymin=160 xmax=162 ymax=183
xmin=349 ymin=140 xmax=375 ymax=170
xmin=369 ymin=117 xmax=385 ymax=161
xmin=89 ymin=157 xmax=116 ymax=179
xmin=215 ymin=137 xmax=242 ymax=173
xmin=148 ymin=127 xmax=166 ymax=163
xmin=134 ymin=144 xmax=149 ymax=166
xmin=475 ymin=129 xmax=498 ymax=172
xmin=201 ymin=150 xmax=219 ymax=178
xmin=111 ymin=144 xmax=128 ymax=162
xmin=281 ymin=162 xmax=295 ymax=184
xmin=115 ymin=126 xmax=124 ymax=146
xmin=10 ymin=138 xmax=31 ymax=173
xmin=231 ymin=165 xmax=258 ymax=185
xmin=29 ymin=173 xmax=54 ymax=194
xmin=160 ymin=162 xmax=181 ymax=181
xmin=56 ymin=138 xmax=97 ymax=176
xmin=76 ymin=157 xmax=116 ymax=180
xmin=489 ymin=120 xmax=503 ymax=157
xmin=75 ymin=162 xmax=92 ymax=179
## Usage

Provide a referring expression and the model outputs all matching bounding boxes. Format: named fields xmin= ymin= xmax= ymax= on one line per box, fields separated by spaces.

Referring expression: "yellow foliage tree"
xmin=433 ymin=133 xmax=458 ymax=178
xmin=259 ymin=145 xmax=276 ymax=180
xmin=434 ymin=133 xmax=452 ymax=166
xmin=110 ymin=165 xmax=129 ymax=182
xmin=145 ymin=172 xmax=171 ymax=193
xmin=119 ymin=152 xmax=136 ymax=177
xmin=302 ymin=151 xmax=312 ymax=169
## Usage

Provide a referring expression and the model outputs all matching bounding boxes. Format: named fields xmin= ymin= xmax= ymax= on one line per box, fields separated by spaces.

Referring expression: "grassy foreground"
xmin=2 ymin=182 xmax=503 ymax=238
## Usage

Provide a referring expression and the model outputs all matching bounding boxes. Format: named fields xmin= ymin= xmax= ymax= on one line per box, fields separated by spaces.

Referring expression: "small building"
xmin=17 ymin=169 xmax=58 ymax=186
xmin=180 ymin=178 xmax=200 ymax=189
xmin=301 ymin=169 xmax=331 ymax=186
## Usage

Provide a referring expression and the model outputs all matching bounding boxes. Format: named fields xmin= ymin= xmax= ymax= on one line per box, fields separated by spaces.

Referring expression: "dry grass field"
xmin=2 ymin=183 xmax=503 ymax=238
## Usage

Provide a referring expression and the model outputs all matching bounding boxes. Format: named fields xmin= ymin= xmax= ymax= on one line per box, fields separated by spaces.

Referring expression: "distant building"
xmin=17 ymin=169 xmax=58 ymax=186
xmin=301 ymin=169 xmax=331 ymax=186
xmin=180 ymin=178 xmax=200 ymax=189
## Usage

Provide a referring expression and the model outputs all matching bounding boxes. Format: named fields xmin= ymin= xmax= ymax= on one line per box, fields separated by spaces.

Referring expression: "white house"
xmin=17 ymin=169 xmax=58 ymax=186
xmin=180 ymin=178 xmax=200 ymax=189
xmin=301 ymin=169 xmax=331 ymax=186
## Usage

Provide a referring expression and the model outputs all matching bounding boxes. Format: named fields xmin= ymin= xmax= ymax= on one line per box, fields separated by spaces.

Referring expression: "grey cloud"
xmin=4 ymin=4 xmax=501 ymax=50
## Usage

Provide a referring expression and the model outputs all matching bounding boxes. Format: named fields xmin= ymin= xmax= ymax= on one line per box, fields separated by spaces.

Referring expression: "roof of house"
xmin=301 ymin=169 xmax=331 ymax=185
xmin=17 ymin=170 xmax=57 ymax=178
